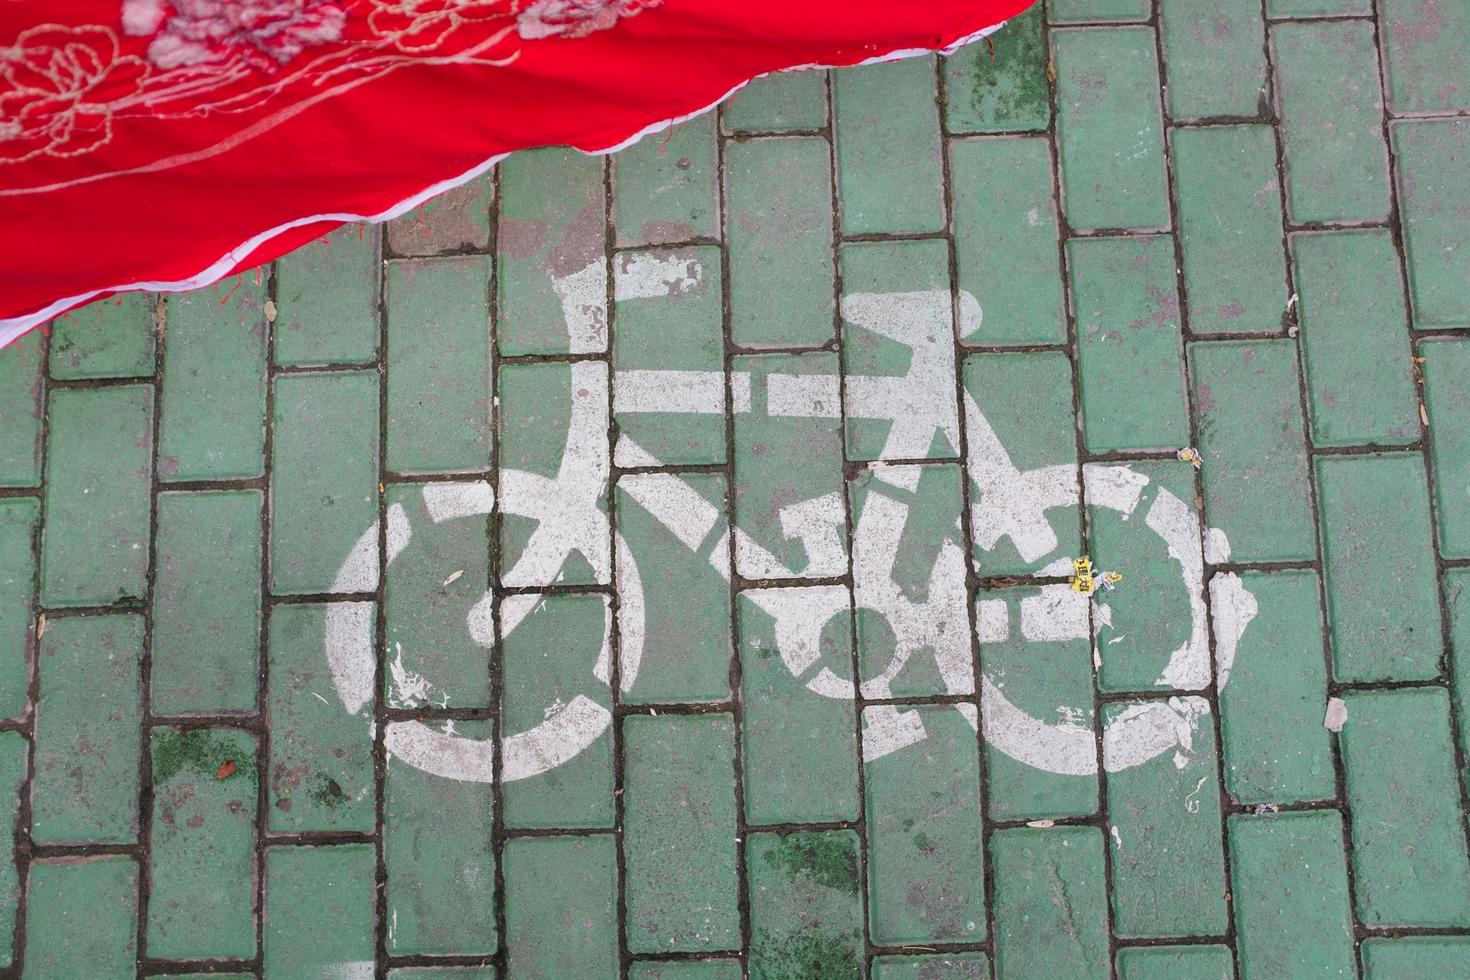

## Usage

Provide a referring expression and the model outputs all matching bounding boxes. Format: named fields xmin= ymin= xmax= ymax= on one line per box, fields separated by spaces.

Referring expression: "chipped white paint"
xmin=551 ymin=259 xmax=608 ymax=354
xmin=1324 ymin=696 xmax=1348 ymax=733
xmin=423 ymin=480 xmax=494 ymax=523
xmin=967 ymin=391 xmax=1078 ymax=564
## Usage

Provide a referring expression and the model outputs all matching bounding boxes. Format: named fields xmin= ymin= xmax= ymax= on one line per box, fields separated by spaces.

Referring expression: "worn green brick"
xmin=1267 ymin=0 xmax=1369 ymax=16
xmin=722 ymin=70 xmax=828 ymax=133
xmin=33 ymin=614 xmax=142 ymax=844
xmin=614 ymin=114 xmax=718 ymax=247
xmin=385 ymin=256 xmax=492 ymax=474
xmin=1215 ymin=570 xmax=1335 ymax=805
xmin=1423 ymin=340 xmax=1470 ymax=556
xmin=1316 ymin=453 xmax=1441 ymax=682
xmin=147 ymin=727 xmax=257 ymax=960
xmin=40 ymin=385 xmax=152 ymax=606
xmin=630 ymin=962 xmax=742 ymax=980
xmin=270 ymin=370 xmax=379 ymax=594
xmin=24 ymin=856 xmax=138 ymax=977
xmin=1159 ymin=0 xmax=1267 ymax=118
xmin=1173 ymin=126 xmax=1290 ymax=336
xmin=951 ymin=137 xmax=1066 ymax=346
xmin=1392 ymin=119 xmax=1470 ymax=329
xmin=624 ymin=713 xmax=740 ymax=954
xmin=1380 ymin=0 xmax=1470 ymax=114
xmin=872 ymin=954 xmax=991 ymax=979
xmin=1273 ymin=22 xmax=1391 ymax=223
xmin=505 ymin=835 xmax=619 ymax=978
xmin=49 ymin=292 xmax=155 ymax=380
xmin=0 ymin=332 xmax=43 ymax=488
xmin=1050 ymin=0 xmax=1148 ymax=23
xmin=1071 ymin=235 xmax=1190 ymax=452
xmin=1361 ymin=937 xmax=1470 ymax=977
xmin=992 ymin=827 xmax=1110 ymax=979
xmin=264 ymin=843 xmax=377 ymax=978
xmin=1448 ymin=570 xmax=1470 ymax=768
xmin=273 ymin=223 xmax=380 ymax=366
xmin=0 ymin=733 xmax=24 ymax=968
xmin=1189 ymin=340 xmax=1316 ymax=563
xmin=749 ymin=830 xmax=864 ymax=980
xmin=833 ymin=57 xmax=945 ymax=235
xmin=0 ymin=499 xmax=36 ymax=720
xmin=864 ymin=705 xmax=986 ymax=945
xmin=1054 ymin=28 xmax=1170 ymax=231
xmin=1292 ymin=231 xmax=1419 ymax=446
xmin=387 ymin=175 xmax=491 ymax=256
xmin=152 ymin=490 xmax=261 ymax=714
xmin=725 ymin=138 xmax=835 ymax=348
xmin=943 ymin=6 xmax=1049 ymax=134
xmin=1116 ymin=945 xmax=1234 ymax=979
xmin=1229 ymin=811 xmax=1356 ymax=978
xmin=390 ymin=969 xmax=496 ymax=980
xmin=1340 ymin=687 xmax=1470 ymax=926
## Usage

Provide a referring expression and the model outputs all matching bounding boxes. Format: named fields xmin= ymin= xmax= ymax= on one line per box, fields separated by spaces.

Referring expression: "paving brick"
xmin=992 ymin=827 xmax=1110 ymax=979
xmin=147 ymin=726 xmax=258 ymax=959
xmin=390 ymin=969 xmax=495 ymax=980
xmin=748 ymin=830 xmax=863 ymax=980
xmin=158 ymin=274 xmax=268 ymax=481
xmin=497 ymin=147 xmax=606 ymax=356
xmin=1116 ymin=945 xmax=1234 ymax=979
xmin=1049 ymin=0 xmax=1149 ymax=23
xmin=623 ymin=713 xmax=740 ymax=954
xmin=48 ymin=292 xmax=156 ymax=380
xmin=1422 ymin=340 xmax=1470 ymax=556
xmin=1266 ymin=0 xmax=1369 ymax=16
xmin=39 ymin=385 xmax=153 ymax=606
xmin=1159 ymin=0 xmax=1267 ymax=119
xmin=0 ymin=732 xmax=24 ymax=968
xmin=1070 ymin=235 xmax=1191 ymax=452
xmin=32 ymin=613 xmax=142 ymax=844
xmin=0 ymin=332 xmax=43 ymax=488
xmin=1228 ymin=811 xmax=1356 ymax=978
xmin=872 ymin=954 xmax=991 ymax=979
xmin=1215 ymin=570 xmax=1335 ymax=805
xmin=863 ymin=705 xmax=986 ymax=945
xmin=269 ymin=370 xmax=379 ymax=594
xmin=1339 ymin=687 xmax=1470 ymax=926
xmin=273 ymin=223 xmax=381 ymax=367
xmin=629 ymin=962 xmax=742 ymax=980
xmin=1054 ymin=27 xmax=1170 ymax=232
xmin=24 ymin=856 xmax=138 ymax=976
xmin=942 ymin=5 xmax=1049 ymax=134
xmin=1189 ymin=340 xmax=1316 ymax=563
xmin=1392 ymin=119 xmax=1470 ymax=329
xmin=1449 ymin=570 xmax=1470 ymax=766
xmin=950 ymin=136 xmax=1066 ymax=346
xmin=385 ymin=717 xmax=497 ymax=956
xmin=504 ymin=834 xmax=619 ymax=978
xmin=832 ymin=57 xmax=945 ymax=235
xmin=1361 ymin=937 xmax=1470 ymax=976
xmin=1315 ymin=453 xmax=1441 ymax=682
xmin=1380 ymin=0 xmax=1470 ymax=114
xmin=264 ymin=843 xmax=377 ymax=978
xmin=722 ymin=70 xmax=827 ymax=134
xmin=1291 ymin=230 xmax=1419 ymax=447
xmin=724 ymin=137 xmax=835 ymax=348
xmin=500 ymin=594 xmax=614 ymax=829
xmin=385 ymin=256 xmax=492 ymax=474
xmin=614 ymin=114 xmax=719 ymax=247
xmin=0 ymin=499 xmax=36 ymax=720
xmin=152 ymin=490 xmax=261 ymax=714
xmin=1272 ymin=22 xmax=1391 ymax=224
xmin=1172 ymin=125 xmax=1289 ymax=336
xmin=387 ymin=175 xmax=491 ymax=256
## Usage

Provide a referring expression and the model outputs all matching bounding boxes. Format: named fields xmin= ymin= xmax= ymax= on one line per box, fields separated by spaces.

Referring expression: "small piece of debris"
xmin=1324 ymin=696 xmax=1348 ymax=733
xmin=216 ymin=759 xmax=237 ymax=780
xmin=311 ymin=691 xmax=330 ymax=705
xmin=1026 ymin=819 xmax=1055 ymax=828
xmin=1070 ymin=556 xmax=1096 ymax=595
xmin=442 ymin=569 xmax=465 ymax=587
xmin=1098 ymin=571 xmax=1124 ymax=592
xmin=1177 ymin=446 xmax=1203 ymax=470
xmin=1420 ymin=403 xmax=1429 ymax=427
xmin=1046 ymin=59 xmax=1057 ymax=83
xmin=264 ymin=299 xmax=277 ymax=323
xmin=1253 ymin=803 xmax=1280 ymax=815
xmin=35 ymin=614 xmax=44 ymax=639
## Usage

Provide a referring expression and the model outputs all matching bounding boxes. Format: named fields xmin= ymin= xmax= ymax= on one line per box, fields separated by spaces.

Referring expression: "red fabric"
xmin=0 ymin=0 xmax=1028 ymax=345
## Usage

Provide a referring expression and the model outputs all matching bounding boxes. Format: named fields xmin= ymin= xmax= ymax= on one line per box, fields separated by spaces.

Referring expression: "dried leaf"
xmin=216 ymin=759 xmax=237 ymax=780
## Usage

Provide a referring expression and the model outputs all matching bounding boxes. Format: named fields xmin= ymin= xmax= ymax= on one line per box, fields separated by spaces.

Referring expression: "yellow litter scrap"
xmin=1177 ymin=446 xmax=1203 ymax=470
xmin=1070 ymin=557 xmax=1096 ymax=595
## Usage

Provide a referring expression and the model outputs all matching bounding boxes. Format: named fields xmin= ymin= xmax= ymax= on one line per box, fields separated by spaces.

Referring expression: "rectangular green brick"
xmin=0 ymin=499 xmax=37 ymax=720
xmin=992 ymin=827 xmax=1110 ymax=979
xmin=1316 ymin=453 xmax=1440 ymax=682
xmin=832 ymin=57 xmax=945 ymax=235
xmin=158 ymin=275 xmax=267 ymax=481
xmin=1340 ymin=687 xmax=1470 ymax=927
xmin=864 ymin=705 xmax=986 ymax=945
xmin=1267 ymin=0 xmax=1369 ymax=16
xmin=1449 ymin=570 xmax=1470 ymax=768
xmin=724 ymin=138 xmax=835 ymax=348
xmin=943 ymin=6 xmax=1049 ymax=134
xmin=1071 ymin=235 xmax=1190 ymax=452
xmin=386 ymin=718 xmax=497 ymax=956
xmin=273 ymin=224 xmax=380 ymax=366
xmin=749 ymin=830 xmax=864 ymax=980
xmin=722 ymin=70 xmax=828 ymax=133
xmin=24 ymin=856 xmax=138 ymax=977
xmin=1292 ymin=230 xmax=1419 ymax=447
xmin=390 ymin=970 xmax=496 ymax=980
xmin=951 ymin=136 xmax=1066 ymax=346
xmin=1105 ymin=698 xmax=1228 ymax=938
xmin=501 ymin=594 xmax=613 ymax=829
xmin=0 ymin=732 xmax=25 ymax=967
xmin=496 ymin=147 xmax=606 ymax=355
xmin=387 ymin=175 xmax=491 ymax=256
xmin=33 ymin=613 xmax=142 ymax=844
xmin=1381 ymin=0 xmax=1470 ymax=114
xmin=1049 ymin=0 xmax=1149 ymax=22
xmin=152 ymin=490 xmax=261 ymax=714
xmin=1159 ymin=0 xmax=1266 ymax=118
xmin=270 ymin=370 xmax=379 ymax=594
xmin=630 ymin=962 xmax=742 ymax=980
xmin=1423 ymin=340 xmax=1470 ymax=556
xmin=623 ymin=713 xmax=740 ymax=954
xmin=40 ymin=385 xmax=152 ymax=606
xmin=1054 ymin=28 xmax=1170 ymax=231
xmin=505 ymin=835 xmax=619 ymax=978
xmin=385 ymin=256 xmax=492 ymax=473
xmin=614 ymin=114 xmax=719 ymax=247
xmin=264 ymin=843 xmax=376 ymax=978
xmin=267 ymin=603 xmax=376 ymax=832
xmin=1362 ymin=937 xmax=1470 ymax=976
xmin=1189 ymin=340 xmax=1316 ymax=563
xmin=1272 ymin=22 xmax=1391 ymax=223
xmin=1215 ymin=570 xmax=1335 ymax=805
xmin=873 ymin=954 xmax=991 ymax=979
xmin=1117 ymin=946 xmax=1234 ymax=979
xmin=1173 ymin=125 xmax=1290 ymax=336
xmin=1392 ymin=119 xmax=1470 ymax=329
xmin=1229 ymin=811 xmax=1356 ymax=978
xmin=0 ymin=332 xmax=43 ymax=487
xmin=49 ymin=292 xmax=155 ymax=380
xmin=147 ymin=727 xmax=257 ymax=960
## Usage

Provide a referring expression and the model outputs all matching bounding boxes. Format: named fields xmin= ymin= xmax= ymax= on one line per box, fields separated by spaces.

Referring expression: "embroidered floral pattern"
xmin=517 ymin=0 xmax=661 ymax=40
xmin=365 ymin=0 xmax=508 ymax=52
xmin=121 ymin=0 xmax=349 ymax=71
